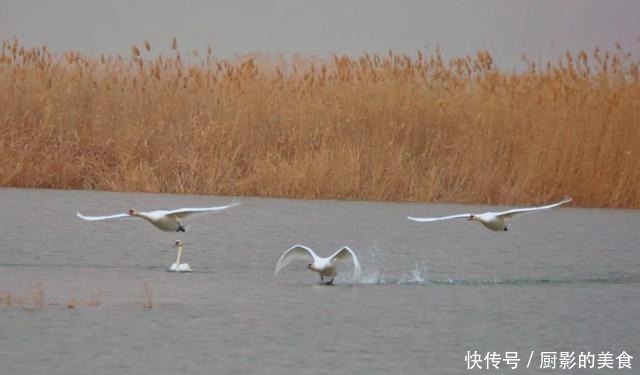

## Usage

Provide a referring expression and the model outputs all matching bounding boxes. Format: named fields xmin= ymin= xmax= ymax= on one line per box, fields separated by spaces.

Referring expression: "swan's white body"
xmin=275 ymin=245 xmax=362 ymax=284
xmin=169 ymin=263 xmax=192 ymax=272
xmin=76 ymin=200 xmax=240 ymax=232
xmin=168 ymin=240 xmax=191 ymax=273
xmin=407 ymin=197 xmax=572 ymax=231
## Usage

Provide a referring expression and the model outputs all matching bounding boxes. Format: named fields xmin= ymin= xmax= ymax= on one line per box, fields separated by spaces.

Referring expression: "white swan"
xmin=407 ymin=197 xmax=572 ymax=231
xmin=76 ymin=199 xmax=240 ymax=232
xmin=168 ymin=240 xmax=191 ymax=272
xmin=275 ymin=245 xmax=362 ymax=285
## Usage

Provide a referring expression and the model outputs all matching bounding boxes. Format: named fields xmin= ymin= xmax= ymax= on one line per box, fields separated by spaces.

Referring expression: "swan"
xmin=275 ymin=245 xmax=362 ymax=285
xmin=76 ymin=199 xmax=240 ymax=232
xmin=168 ymin=240 xmax=191 ymax=272
xmin=407 ymin=197 xmax=572 ymax=231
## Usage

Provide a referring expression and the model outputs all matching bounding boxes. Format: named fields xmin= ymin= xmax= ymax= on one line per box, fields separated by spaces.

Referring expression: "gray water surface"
xmin=0 ymin=188 xmax=638 ymax=374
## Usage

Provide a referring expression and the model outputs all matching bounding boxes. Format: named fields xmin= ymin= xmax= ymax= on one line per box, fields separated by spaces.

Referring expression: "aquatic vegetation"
xmin=0 ymin=284 xmax=44 ymax=310
xmin=142 ymin=281 xmax=153 ymax=310
xmin=30 ymin=282 xmax=45 ymax=310
xmin=1 ymin=39 xmax=639 ymax=207
xmin=0 ymin=286 xmax=102 ymax=311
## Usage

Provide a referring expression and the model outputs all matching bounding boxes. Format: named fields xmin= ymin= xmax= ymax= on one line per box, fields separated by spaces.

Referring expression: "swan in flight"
xmin=168 ymin=240 xmax=192 ymax=272
xmin=275 ymin=245 xmax=362 ymax=285
xmin=76 ymin=199 xmax=240 ymax=232
xmin=407 ymin=197 xmax=572 ymax=231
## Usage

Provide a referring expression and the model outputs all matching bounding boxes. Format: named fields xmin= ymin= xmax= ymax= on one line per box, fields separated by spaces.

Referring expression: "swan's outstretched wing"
xmin=496 ymin=197 xmax=572 ymax=219
xmin=165 ymin=199 xmax=241 ymax=220
xmin=329 ymin=246 xmax=362 ymax=280
xmin=274 ymin=245 xmax=318 ymax=276
xmin=407 ymin=213 xmax=472 ymax=222
xmin=76 ymin=212 xmax=130 ymax=221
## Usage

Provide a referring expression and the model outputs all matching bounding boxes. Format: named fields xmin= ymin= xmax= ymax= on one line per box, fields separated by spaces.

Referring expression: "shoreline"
xmin=1 ymin=185 xmax=636 ymax=210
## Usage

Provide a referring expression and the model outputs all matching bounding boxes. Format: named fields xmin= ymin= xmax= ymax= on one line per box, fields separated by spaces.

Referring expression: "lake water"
xmin=0 ymin=188 xmax=638 ymax=374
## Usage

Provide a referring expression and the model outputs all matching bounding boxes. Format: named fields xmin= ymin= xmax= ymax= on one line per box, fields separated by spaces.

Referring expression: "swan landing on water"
xmin=407 ymin=196 xmax=572 ymax=231
xmin=275 ymin=245 xmax=362 ymax=285
xmin=76 ymin=199 xmax=241 ymax=232
xmin=168 ymin=240 xmax=191 ymax=273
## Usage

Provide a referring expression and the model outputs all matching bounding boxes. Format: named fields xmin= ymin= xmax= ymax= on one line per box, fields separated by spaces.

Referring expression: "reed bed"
xmin=1 ymin=39 xmax=639 ymax=207
xmin=0 ymin=285 xmax=111 ymax=311
xmin=0 ymin=283 xmax=45 ymax=310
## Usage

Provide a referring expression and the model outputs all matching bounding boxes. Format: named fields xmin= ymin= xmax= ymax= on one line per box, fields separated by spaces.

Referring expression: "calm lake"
xmin=0 ymin=188 xmax=638 ymax=374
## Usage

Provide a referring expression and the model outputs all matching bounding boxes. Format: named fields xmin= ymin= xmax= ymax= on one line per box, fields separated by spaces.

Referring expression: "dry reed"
xmin=0 ymin=287 xmax=102 ymax=310
xmin=0 ymin=283 xmax=45 ymax=310
xmin=1 ymin=39 xmax=639 ymax=207
xmin=142 ymin=281 xmax=153 ymax=309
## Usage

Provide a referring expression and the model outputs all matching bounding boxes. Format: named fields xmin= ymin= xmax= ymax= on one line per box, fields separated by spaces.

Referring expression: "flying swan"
xmin=275 ymin=245 xmax=362 ymax=285
xmin=407 ymin=197 xmax=572 ymax=231
xmin=168 ymin=240 xmax=192 ymax=272
xmin=76 ymin=199 xmax=240 ymax=232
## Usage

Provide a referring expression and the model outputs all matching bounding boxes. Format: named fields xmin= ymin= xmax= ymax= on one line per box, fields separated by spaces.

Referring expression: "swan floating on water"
xmin=275 ymin=245 xmax=362 ymax=285
xmin=407 ymin=196 xmax=572 ymax=231
xmin=168 ymin=240 xmax=191 ymax=272
xmin=76 ymin=199 xmax=240 ymax=232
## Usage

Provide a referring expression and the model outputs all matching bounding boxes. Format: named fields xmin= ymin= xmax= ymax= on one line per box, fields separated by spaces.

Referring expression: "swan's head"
xmin=468 ymin=215 xmax=475 ymax=221
xmin=307 ymin=263 xmax=320 ymax=272
xmin=128 ymin=209 xmax=137 ymax=216
xmin=173 ymin=240 xmax=183 ymax=247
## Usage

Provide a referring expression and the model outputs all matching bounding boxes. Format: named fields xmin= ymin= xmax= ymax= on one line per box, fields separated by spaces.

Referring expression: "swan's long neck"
xmin=175 ymin=245 xmax=183 ymax=265
xmin=312 ymin=257 xmax=332 ymax=272
xmin=132 ymin=212 xmax=155 ymax=223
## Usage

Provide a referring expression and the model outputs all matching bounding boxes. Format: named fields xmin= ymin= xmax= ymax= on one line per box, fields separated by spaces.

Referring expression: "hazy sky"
xmin=2 ymin=0 xmax=639 ymax=68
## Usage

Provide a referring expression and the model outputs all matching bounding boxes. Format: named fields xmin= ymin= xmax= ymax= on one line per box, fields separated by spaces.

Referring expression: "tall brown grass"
xmin=1 ymin=39 xmax=639 ymax=207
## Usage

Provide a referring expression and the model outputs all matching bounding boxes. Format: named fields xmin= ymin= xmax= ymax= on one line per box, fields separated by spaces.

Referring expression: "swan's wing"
xmin=407 ymin=213 xmax=472 ymax=222
xmin=496 ymin=197 xmax=572 ymax=219
xmin=76 ymin=212 xmax=130 ymax=221
xmin=329 ymin=246 xmax=362 ymax=280
xmin=164 ymin=199 xmax=241 ymax=220
xmin=274 ymin=245 xmax=318 ymax=276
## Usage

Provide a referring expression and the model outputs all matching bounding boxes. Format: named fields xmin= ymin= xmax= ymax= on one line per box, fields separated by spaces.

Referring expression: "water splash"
xmin=356 ymin=245 xmax=434 ymax=285
xmin=354 ymin=273 xmax=640 ymax=286
xmin=350 ymin=247 xmax=640 ymax=287
xmin=399 ymin=262 xmax=430 ymax=284
xmin=358 ymin=242 xmax=388 ymax=285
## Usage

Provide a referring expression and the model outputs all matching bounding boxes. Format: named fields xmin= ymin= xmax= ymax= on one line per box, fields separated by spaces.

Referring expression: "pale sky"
xmin=1 ymin=0 xmax=639 ymax=68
